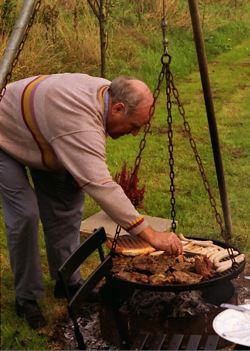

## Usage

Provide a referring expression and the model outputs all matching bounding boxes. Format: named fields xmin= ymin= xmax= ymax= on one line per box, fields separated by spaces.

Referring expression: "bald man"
xmin=0 ymin=74 xmax=182 ymax=329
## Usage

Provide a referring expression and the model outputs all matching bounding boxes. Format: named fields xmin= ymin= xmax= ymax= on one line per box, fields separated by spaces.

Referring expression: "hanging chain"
xmin=161 ymin=0 xmax=235 ymax=263
xmin=168 ymin=70 xmax=236 ymax=264
xmin=132 ymin=69 xmax=165 ymax=178
xmin=111 ymin=54 xmax=167 ymax=253
xmin=169 ymin=72 xmax=225 ymax=235
xmin=164 ymin=56 xmax=177 ymax=232
xmin=111 ymin=2 xmax=174 ymax=252
xmin=161 ymin=1 xmax=176 ymax=232
xmin=0 ymin=1 xmax=42 ymax=103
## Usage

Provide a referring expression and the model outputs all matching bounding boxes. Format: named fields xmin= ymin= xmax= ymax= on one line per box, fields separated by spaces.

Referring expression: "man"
xmin=0 ymin=74 xmax=182 ymax=329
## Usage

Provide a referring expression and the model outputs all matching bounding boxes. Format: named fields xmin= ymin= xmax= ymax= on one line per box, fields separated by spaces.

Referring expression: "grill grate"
xmin=131 ymin=332 xmax=221 ymax=350
xmin=111 ymin=237 xmax=245 ymax=292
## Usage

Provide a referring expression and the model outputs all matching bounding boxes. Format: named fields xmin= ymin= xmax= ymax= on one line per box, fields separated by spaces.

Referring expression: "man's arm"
xmin=52 ymin=132 xmax=183 ymax=255
xmin=138 ymin=226 xmax=183 ymax=256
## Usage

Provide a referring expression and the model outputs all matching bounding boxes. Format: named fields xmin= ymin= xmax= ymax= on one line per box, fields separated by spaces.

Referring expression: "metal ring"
xmin=161 ymin=53 xmax=171 ymax=65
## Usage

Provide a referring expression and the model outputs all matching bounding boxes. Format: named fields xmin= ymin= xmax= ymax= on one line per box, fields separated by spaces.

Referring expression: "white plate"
xmin=213 ymin=304 xmax=250 ymax=347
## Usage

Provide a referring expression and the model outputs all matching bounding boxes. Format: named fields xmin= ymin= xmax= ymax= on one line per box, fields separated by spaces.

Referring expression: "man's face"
xmin=107 ymin=94 xmax=153 ymax=139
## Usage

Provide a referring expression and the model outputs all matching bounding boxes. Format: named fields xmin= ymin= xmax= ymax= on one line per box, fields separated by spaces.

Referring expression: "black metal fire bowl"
xmin=110 ymin=237 xmax=245 ymax=296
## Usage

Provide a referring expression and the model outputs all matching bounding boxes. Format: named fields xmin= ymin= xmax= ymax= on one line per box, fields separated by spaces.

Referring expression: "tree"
xmin=87 ymin=0 xmax=112 ymax=78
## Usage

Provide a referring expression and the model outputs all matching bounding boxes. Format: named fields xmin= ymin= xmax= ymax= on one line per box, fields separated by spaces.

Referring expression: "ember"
xmin=122 ymin=290 xmax=214 ymax=319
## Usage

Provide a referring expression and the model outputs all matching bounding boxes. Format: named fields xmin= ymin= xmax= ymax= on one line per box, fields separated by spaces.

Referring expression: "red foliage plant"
xmin=114 ymin=162 xmax=145 ymax=208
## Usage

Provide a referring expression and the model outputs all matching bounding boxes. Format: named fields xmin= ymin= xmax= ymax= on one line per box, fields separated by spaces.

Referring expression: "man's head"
xmin=106 ymin=76 xmax=153 ymax=139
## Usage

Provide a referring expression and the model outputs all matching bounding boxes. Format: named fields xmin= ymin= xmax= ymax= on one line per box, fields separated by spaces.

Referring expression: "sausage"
xmin=191 ymin=240 xmax=213 ymax=247
xmin=213 ymin=249 xmax=239 ymax=267
xmin=178 ymin=233 xmax=189 ymax=242
xmin=203 ymin=247 xmax=220 ymax=257
xmin=178 ymin=234 xmax=213 ymax=247
xmin=208 ymin=249 xmax=227 ymax=262
xmin=216 ymin=254 xmax=245 ymax=272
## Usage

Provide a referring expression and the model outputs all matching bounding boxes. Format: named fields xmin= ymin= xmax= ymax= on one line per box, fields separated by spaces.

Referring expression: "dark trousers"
xmin=0 ymin=149 xmax=84 ymax=300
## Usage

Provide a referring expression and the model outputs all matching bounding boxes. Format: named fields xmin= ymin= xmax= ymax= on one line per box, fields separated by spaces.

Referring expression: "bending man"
xmin=0 ymin=74 xmax=182 ymax=329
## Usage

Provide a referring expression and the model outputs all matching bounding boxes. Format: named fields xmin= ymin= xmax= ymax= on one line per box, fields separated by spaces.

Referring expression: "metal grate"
xmin=131 ymin=332 xmax=221 ymax=350
xmin=111 ymin=238 xmax=245 ymax=293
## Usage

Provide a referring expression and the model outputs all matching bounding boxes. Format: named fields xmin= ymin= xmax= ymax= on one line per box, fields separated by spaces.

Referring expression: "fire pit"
xmin=98 ymin=274 xmax=250 ymax=350
xmin=50 ymin=233 xmax=247 ymax=350
xmin=98 ymin=285 xmax=238 ymax=349
xmin=99 ymin=237 xmax=246 ymax=349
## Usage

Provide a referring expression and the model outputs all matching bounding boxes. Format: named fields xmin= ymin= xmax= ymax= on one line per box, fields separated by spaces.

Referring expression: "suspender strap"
xmin=21 ymin=75 xmax=58 ymax=169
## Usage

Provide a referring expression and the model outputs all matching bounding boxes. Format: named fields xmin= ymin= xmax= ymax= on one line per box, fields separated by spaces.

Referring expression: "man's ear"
xmin=112 ymin=102 xmax=125 ymax=114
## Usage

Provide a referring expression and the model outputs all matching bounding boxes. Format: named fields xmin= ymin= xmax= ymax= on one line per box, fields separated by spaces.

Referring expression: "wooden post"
xmin=188 ymin=0 xmax=233 ymax=240
xmin=0 ymin=0 xmax=39 ymax=91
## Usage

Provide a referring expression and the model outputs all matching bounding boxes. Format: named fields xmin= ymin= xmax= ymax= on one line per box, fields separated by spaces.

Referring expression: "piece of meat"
xmin=170 ymin=255 xmax=203 ymax=274
xmin=111 ymin=256 xmax=132 ymax=273
xmin=132 ymin=255 xmax=155 ymax=272
xmin=149 ymin=273 xmax=175 ymax=285
xmin=132 ymin=255 xmax=169 ymax=274
xmin=157 ymin=254 xmax=177 ymax=266
xmin=172 ymin=261 xmax=195 ymax=272
xmin=117 ymin=270 xmax=149 ymax=284
xmin=172 ymin=271 xmax=203 ymax=284
xmin=194 ymin=255 xmax=215 ymax=279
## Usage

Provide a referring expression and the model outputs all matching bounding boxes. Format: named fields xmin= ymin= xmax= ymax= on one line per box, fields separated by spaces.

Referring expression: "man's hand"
xmin=138 ymin=226 xmax=183 ymax=256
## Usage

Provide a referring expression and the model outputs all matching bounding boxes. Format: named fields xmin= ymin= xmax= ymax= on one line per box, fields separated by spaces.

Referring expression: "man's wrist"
xmin=138 ymin=226 xmax=155 ymax=244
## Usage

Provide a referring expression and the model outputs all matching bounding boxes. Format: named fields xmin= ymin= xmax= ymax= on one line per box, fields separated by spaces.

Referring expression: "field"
xmin=0 ymin=0 xmax=250 ymax=349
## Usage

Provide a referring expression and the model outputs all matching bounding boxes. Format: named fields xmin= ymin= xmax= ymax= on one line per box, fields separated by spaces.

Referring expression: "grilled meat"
xmin=149 ymin=273 xmax=175 ymax=285
xmin=132 ymin=255 xmax=170 ymax=274
xmin=111 ymin=256 xmax=132 ymax=273
xmin=112 ymin=253 xmax=214 ymax=286
xmin=117 ymin=270 xmax=149 ymax=284
xmin=172 ymin=271 xmax=203 ymax=284
xmin=194 ymin=255 xmax=215 ymax=279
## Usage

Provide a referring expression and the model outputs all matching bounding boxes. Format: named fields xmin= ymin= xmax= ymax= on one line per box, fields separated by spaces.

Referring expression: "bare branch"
xmin=87 ymin=0 xmax=99 ymax=19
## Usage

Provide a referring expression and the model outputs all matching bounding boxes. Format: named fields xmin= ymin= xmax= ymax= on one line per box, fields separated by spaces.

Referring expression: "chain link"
xmin=0 ymin=1 xmax=41 ymax=103
xmin=168 ymin=71 xmax=227 ymax=238
xmin=132 ymin=66 xmax=166 ymax=177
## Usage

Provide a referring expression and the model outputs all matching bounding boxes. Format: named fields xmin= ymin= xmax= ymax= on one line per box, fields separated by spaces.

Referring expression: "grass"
xmin=1 ymin=0 xmax=250 ymax=349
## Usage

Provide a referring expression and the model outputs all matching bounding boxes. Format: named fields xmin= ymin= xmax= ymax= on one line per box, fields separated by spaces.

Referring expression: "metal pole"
xmin=188 ymin=0 xmax=233 ymax=240
xmin=0 ymin=0 xmax=39 ymax=90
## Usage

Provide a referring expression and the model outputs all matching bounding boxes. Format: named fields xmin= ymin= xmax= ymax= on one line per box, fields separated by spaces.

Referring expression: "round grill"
xmin=111 ymin=237 xmax=245 ymax=292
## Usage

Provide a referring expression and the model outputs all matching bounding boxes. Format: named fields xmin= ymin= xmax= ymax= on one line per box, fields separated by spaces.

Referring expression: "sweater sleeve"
xmin=51 ymin=131 xmax=149 ymax=235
